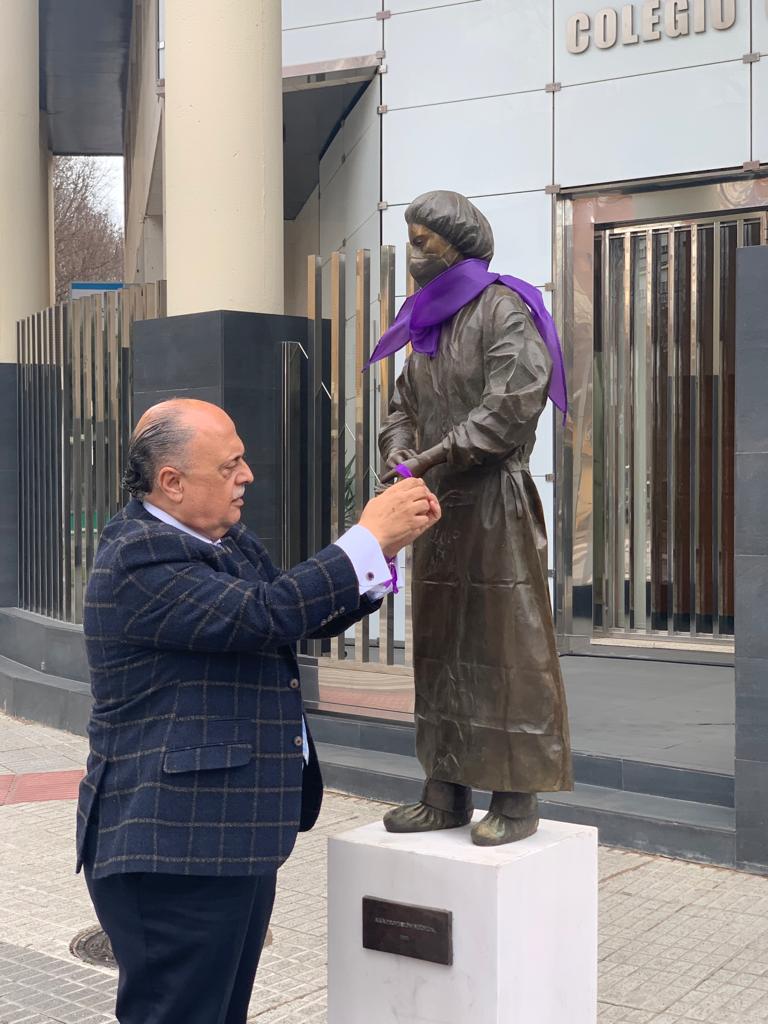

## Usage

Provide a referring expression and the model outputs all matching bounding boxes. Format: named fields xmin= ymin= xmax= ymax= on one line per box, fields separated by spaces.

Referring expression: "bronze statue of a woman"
xmin=371 ymin=191 xmax=573 ymax=846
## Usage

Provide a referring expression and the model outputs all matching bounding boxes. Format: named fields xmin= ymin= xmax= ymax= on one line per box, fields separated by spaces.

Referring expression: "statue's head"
xmin=405 ymin=190 xmax=494 ymax=287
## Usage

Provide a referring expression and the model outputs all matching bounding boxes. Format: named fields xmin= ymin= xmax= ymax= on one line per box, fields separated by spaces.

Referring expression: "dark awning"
xmin=40 ymin=0 xmax=133 ymax=156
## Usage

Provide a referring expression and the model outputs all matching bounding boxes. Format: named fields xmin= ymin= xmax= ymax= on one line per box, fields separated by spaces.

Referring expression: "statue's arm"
xmin=441 ymin=293 xmax=552 ymax=470
xmin=379 ymin=362 xmax=418 ymax=469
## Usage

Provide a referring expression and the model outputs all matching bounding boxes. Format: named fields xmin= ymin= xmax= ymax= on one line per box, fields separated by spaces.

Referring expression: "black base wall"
xmin=735 ymin=245 xmax=768 ymax=871
xmin=132 ymin=310 xmax=315 ymax=564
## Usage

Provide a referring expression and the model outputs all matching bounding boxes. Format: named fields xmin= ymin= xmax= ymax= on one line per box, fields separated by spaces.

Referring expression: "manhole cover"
xmin=70 ymin=925 xmax=117 ymax=969
xmin=70 ymin=925 xmax=272 ymax=967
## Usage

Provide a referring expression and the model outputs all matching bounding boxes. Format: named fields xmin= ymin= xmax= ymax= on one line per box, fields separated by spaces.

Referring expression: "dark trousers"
xmin=84 ymin=863 xmax=276 ymax=1024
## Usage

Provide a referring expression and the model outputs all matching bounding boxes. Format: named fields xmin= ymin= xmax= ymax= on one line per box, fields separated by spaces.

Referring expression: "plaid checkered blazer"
xmin=76 ymin=499 xmax=378 ymax=879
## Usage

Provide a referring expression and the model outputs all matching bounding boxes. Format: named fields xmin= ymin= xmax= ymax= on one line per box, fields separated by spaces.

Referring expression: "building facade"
xmin=119 ymin=0 xmax=768 ymax=662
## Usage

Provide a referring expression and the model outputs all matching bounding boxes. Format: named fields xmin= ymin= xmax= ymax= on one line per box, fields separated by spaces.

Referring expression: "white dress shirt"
xmin=142 ymin=502 xmax=393 ymax=761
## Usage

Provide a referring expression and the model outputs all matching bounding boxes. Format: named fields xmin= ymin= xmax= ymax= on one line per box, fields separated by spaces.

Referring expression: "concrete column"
xmin=0 ymin=0 xmax=51 ymax=360
xmin=164 ymin=0 xmax=284 ymax=316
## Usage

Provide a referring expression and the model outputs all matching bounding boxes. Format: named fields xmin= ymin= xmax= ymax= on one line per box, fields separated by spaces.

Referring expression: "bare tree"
xmin=53 ymin=157 xmax=124 ymax=303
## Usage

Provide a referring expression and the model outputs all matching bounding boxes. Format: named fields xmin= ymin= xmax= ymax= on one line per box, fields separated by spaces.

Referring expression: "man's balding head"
xmin=124 ymin=399 xmax=253 ymax=540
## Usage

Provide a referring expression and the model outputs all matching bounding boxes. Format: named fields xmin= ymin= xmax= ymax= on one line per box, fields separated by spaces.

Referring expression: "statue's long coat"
xmin=380 ymin=284 xmax=572 ymax=794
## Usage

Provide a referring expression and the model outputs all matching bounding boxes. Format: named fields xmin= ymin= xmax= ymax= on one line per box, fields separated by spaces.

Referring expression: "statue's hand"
xmin=385 ymin=448 xmax=418 ymax=472
xmin=381 ymin=451 xmax=437 ymax=484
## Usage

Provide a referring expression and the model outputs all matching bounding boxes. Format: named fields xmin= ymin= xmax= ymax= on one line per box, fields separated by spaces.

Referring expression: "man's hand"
xmin=359 ymin=478 xmax=441 ymax=558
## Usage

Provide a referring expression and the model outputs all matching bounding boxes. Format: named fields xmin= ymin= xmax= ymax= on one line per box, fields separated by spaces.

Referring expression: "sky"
xmin=93 ymin=155 xmax=125 ymax=228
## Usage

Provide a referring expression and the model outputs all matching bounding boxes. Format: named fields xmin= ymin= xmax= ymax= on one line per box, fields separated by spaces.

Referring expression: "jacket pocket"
xmin=162 ymin=742 xmax=252 ymax=774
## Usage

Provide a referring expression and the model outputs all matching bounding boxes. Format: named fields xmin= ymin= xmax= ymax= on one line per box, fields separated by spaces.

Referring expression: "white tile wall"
xmin=384 ymin=0 xmax=552 ymax=109
xmin=555 ymin=59 xmax=750 ymax=186
xmin=752 ymin=57 xmax=768 ymax=162
xmin=382 ymin=90 xmax=552 ymax=205
xmin=283 ymin=17 xmax=382 ymax=67
xmin=284 ymin=0 xmax=383 ymax=31
xmin=555 ymin=0 xmax=749 ymax=87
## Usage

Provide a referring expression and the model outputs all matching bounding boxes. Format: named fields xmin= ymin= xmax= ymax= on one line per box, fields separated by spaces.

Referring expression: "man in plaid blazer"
xmin=77 ymin=398 xmax=439 ymax=1024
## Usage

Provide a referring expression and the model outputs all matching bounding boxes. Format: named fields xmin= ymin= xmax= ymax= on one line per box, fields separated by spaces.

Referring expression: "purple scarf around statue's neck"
xmin=365 ymin=258 xmax=567 ymax=421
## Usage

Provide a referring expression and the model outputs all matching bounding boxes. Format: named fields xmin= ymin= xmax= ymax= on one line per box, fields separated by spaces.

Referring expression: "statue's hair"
xmin=405 ymin=190 xmax=494 ymax=262
xmin=122 ymin=411 xmax=195 ymax=499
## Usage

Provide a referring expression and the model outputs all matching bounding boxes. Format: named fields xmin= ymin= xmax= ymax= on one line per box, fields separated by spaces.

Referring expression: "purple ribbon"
xmin=387 ymin=557 xmax=399 ymax=595
xmin=394 ymin=463 xmax=414 ymax=479
xmin=365 ymin=258 xmax=567 ymax=422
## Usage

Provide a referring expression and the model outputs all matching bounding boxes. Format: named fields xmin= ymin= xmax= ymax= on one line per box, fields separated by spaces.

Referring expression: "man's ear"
xmin=156 ymin=465 xmax=184 ymax=504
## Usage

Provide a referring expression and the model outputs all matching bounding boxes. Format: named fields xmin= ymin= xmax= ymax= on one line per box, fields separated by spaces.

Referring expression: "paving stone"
xmin=2 ymin=710 xmax=768 ymax=1024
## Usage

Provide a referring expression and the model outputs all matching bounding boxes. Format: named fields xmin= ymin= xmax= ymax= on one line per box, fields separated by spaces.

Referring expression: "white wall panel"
xmin=555 ymin=0 xmax=749 ymax=87
xmin=319 ymin=80 xmax=381 ymax=258
xmin=473 ymin=192 xmax=552 ymax=285
xmin=555 ymin=60 xmax=749 ymax=186
xmin=529 ymin=405 xmax=554 ymax=478
xmin=388 ymin=0 xmax=481 ymax=12
xmin=383 ymin=191 xmax=552 ymax=295
xmin=754 ymin=0 xmax=768 ymax=52
xmin=382 ymin=204 xmax=411 ymax=295
xmin=344 ymin=78 xmax=381 ymax=151
xmin=284 ymin=1 xmax=383 ymax=31
xmin=283 ymin=17 xmax=382 ymax=67
xmin=383 ymin=91 xmax=552 ymax=206
xmin=320 ymin=80 xmax=380 ymax=195
xmin=319 ymin=125 xmax=346 ymax=194
xmin=384 ymin=0 xmax=551 ymax=109
xmin=344 ymin=212 xmax=382 ymax=316
xmin=753 ymin=58 xmax=768 ymax=161
xmin=532 ymin=475 xmax=555 ymax=571
xmin=321 ymin=123 xmax=380 ymax=251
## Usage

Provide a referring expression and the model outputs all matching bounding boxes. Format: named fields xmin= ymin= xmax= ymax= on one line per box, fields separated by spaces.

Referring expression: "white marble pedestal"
xmin=328 ymin=815 xmax=598 ymax=1024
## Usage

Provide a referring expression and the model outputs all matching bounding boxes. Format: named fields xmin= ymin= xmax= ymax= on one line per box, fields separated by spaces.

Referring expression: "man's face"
xmin=164 ymin=410 xmax=254 ymax=540
xmin=408 ymin=223 xmax=462 ymax=286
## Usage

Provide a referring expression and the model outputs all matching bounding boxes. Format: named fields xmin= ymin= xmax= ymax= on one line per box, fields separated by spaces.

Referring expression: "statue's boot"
xmin=383 ymin=778 xmax=473 ymax=833
xmin=471 ymin=792 xmax=539 ymax=846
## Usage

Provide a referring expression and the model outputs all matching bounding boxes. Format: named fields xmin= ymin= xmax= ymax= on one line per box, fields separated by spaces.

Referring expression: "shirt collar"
xmin=143 ymin=501 xmax=222 ymax=546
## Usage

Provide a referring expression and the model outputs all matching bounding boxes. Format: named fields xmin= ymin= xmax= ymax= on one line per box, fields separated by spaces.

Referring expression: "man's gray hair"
xmin=122 ymin=412 xmax=195 ymax=499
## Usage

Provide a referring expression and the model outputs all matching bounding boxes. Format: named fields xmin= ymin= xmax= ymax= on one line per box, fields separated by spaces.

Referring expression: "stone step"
xmin=315 ymin=742 xmax=736 ymax=869
xmin=307 ymin=711 xmax=734 ymax=808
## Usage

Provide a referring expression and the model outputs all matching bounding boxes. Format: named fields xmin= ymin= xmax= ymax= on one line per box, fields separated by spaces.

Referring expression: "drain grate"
xmin=70 ymin=925 xmax=117 ymax=969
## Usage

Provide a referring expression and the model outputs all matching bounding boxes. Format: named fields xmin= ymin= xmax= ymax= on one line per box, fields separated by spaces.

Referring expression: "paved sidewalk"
xmin=1 ymin=710 xmax=767 ymax=1024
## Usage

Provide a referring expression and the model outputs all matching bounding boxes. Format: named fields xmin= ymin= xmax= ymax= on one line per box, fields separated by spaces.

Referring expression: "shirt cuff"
xmin=335 ymin=525 xmax=392 ymax=597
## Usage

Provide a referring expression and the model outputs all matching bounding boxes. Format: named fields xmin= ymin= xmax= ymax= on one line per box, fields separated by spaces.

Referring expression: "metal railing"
xmin=294 ymin=245 xmax=414 ymax=667
xmin=17 ymin=283 xmax=166 ymax=622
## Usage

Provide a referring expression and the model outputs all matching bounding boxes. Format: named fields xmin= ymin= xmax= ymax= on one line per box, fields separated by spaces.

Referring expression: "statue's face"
xmin=408 ymin=223 xmax=462 ymax=287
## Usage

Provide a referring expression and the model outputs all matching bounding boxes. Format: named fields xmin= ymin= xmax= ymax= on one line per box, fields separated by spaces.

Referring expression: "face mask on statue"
xmin=409 ymin=252 xmax=454 ymax=286
xmin=407 ymin=227 xmax=462 ymax=287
